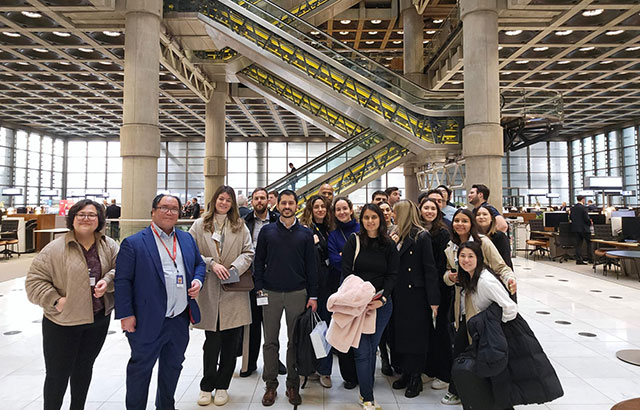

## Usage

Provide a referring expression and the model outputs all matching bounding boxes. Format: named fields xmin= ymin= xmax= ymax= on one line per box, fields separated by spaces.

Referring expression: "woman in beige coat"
xmin=25 ymin=199 xmax=119 ymax=410
xmin=189 ymin=185 xmax=254 ymax=406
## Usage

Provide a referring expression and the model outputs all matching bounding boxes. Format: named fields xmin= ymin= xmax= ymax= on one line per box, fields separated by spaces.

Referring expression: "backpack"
xmin=292 ymin=307 xmax=318 ymax=388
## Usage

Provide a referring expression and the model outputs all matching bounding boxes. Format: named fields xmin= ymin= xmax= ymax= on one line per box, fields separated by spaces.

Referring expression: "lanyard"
xmin=151 ymin=224 xmax=177 ymax=268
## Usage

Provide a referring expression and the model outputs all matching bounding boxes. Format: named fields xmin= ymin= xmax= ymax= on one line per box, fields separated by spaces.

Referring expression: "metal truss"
xmin=416 ymin=159 xmax=466 ymax=191
xmin=503 ymin=117 xmax=562 ymax=152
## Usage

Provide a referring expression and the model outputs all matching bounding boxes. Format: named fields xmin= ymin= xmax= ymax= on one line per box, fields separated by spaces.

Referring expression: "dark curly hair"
xmin=66 ymin=199 xmax=106 ymax=232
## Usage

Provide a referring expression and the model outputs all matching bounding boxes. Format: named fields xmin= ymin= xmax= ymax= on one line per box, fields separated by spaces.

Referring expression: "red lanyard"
xmin=151 ymin=224 xmax=177 ymax=268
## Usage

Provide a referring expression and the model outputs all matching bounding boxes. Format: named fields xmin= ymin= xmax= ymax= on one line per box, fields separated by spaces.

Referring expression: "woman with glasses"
xmin=26 ymin=199 xmax=119 ymax=410
xmin=189 ymin=185 xmax=254 ymax=406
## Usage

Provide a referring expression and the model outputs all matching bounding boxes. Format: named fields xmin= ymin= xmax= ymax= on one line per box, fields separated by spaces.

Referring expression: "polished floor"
xmin=1 ymin=253 xmax=639 ymax=410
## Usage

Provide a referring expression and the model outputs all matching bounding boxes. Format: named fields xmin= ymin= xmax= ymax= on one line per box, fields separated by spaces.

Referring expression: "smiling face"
xmin=215 ymin=192 xmax=232 ymax=215
xmin=362 ymin=208 xmax=380 ymax=236
xmin=278 ymin=193 xmax=297 ymax=218
xmin=152 ymin=196 xmax=180 ymax=232
xmin=311 ymin=198 xmax=327 ymax=222
xmin=420 ymin=200 xmax=438 ymax=223
xmin=334 ymin=199 xmax=353 ymax=223
xmin=475 ymin=207 xmax=492 ymax=231
xmin=73 ymin=204 xmax=99 ymax=235
xmin=458 ymin=247 xmax=478 ymax=275
xmin=452 ymin=212 xmax=472 ymax=237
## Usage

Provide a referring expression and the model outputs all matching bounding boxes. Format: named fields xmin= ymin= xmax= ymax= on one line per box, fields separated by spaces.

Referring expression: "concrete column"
xmin=403 ymin=161 xmax=420 ymax=202
xmin=460 ymin=0 xmax=504 ymax=210
xmin=120 ymin=0 xmax=161 ymax=235
xmin=256 ymin=142 xmax=267 ymax=188
xmin=402 ymin=5 xmax=426 ymax=87
xmin=204 ymin=83 xmax=227 ymax=202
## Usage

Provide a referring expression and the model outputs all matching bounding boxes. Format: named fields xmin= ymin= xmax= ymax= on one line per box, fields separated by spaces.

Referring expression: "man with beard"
xmin=254 ymin=190 xmax=318 ymax=406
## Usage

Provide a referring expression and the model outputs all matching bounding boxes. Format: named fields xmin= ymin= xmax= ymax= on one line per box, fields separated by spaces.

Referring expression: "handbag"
xmin=309 ymin=311 xmax=331 ymax=359
xmin=213 ymin=237 xmax=254 ymax=292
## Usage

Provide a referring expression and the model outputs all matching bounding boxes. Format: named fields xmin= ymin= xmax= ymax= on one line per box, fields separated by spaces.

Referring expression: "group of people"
xmin=25 ymin=180 xmax=562 ymax=410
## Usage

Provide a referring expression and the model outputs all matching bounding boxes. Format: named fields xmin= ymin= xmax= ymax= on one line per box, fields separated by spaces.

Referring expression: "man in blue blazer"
xmin=115 ymin=194 xmax=206 ymax=410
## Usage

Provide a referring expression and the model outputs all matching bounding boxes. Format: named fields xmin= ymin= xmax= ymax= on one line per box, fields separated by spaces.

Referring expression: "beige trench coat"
xmin=189 ymin=217 xmax=254 ymax=331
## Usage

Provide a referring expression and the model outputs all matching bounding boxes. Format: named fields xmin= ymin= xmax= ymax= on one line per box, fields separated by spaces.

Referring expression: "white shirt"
xmin=470 ymin=269 xmax=518 ymax=322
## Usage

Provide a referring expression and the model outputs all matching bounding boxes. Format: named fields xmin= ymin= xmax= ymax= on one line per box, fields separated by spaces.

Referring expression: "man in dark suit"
xmin=190 ymin=197 xmax=201 ymax=219
xmin=115 ymin=194 xmax=206 ymax=410
xmin=570 ymin=195 xmax=592 ymax=265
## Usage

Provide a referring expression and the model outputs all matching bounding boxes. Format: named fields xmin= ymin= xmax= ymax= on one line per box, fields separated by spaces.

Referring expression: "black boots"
xmin=392 ymin=374 xmax=408 ymax=390
xmin=404 ymin=374 xmax=423 ymax=398
xmin=380 ymin=350 xmax=393 ymax=376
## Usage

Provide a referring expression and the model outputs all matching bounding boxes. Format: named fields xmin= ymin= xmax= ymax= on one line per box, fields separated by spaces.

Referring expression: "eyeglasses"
xmin=157 ymin=206 xmax=180 ymax=215
xmin=76 ymin=213 xmax=98 ymax=220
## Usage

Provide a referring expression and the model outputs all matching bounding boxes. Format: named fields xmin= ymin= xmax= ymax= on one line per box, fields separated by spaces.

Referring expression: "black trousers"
xmin=245 ymin=288 xmax=263 ymax=371
xmin=201 ymin=326 xmax=242 ymax=391
xmin=337 ymin=348 xmax=358 ymax=383
xmin=575 ymin=232 xmax=592 ymax=263
xmin=42 ymin=311 xmax=110 ymax=410
xmin=448 ymin=317 xmax=469 ymax=397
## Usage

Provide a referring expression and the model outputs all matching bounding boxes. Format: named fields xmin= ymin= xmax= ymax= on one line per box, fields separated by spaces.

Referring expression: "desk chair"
xmin=592 ymin=224 xmax=620 ymax=276
xmin=0 ymin=220 xmax=20 ymax=260
xmin=526 ymin=219 xmax=550 ymax=261
xmin=553 ymin=222 xmax=575 ymax=263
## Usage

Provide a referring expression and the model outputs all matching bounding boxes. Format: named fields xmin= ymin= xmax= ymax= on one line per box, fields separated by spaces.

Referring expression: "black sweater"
xmin=341 ymin=233 xmax=399 ymax=300
xmin=490 ymin=231 xmax=513 ymax=270
xmin=254 ymin=219 xmax=318 ymax=297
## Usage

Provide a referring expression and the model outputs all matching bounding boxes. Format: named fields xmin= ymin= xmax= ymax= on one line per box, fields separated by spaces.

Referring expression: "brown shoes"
xmin=262 ymin=386 xmax=277 ymax=406
xmin=286 ymin=386 xmax=302 ymax=406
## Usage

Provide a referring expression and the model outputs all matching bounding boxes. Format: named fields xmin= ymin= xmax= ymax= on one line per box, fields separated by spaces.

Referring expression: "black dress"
xmin=489 ymin=231 xmax=513 ymax=270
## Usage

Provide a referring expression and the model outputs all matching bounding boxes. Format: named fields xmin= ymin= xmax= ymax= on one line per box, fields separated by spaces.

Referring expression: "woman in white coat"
xmin=189 ymin=185 xmax=254 ymax=406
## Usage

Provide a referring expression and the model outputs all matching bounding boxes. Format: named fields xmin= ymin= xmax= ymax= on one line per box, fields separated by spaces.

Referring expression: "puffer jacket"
xmin=26 ymin=231 xmax=119 ymax=326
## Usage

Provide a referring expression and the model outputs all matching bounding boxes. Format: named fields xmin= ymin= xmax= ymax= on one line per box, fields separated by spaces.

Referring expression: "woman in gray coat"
xmin=189 ymin=185 xmax=254 ymax=406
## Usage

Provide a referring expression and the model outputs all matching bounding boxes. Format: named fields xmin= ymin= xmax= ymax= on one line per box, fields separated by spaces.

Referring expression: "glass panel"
xmin=41 ymin=153 xmax=52 ymax=170
xmin=529 ymin=156 xmax=547 ymax=171
xmin=167 ymin=158 xmax=187 ymax=173
xmin=550 ymin=157 xmax=568 ymax=170
xmin=87 ymin=173 xmax=105 ymax=188
xmin=87 ymin=156 xmax=106 ymax=173
xmin=583 ymin=137 xmax=593 ymax=154
xmin=595 ymin=133 xmax=605 ymax=152
xmin=583 ymin=154 xmax=594 ymax=171
xmin=107 ymin=174 xmax=122 ymax=189
xmin=529 ymin=173 xmax=548 ymax=189
xmin=288 ymin=142 xmax=306 ymax=157
xmin=0 ymin=127 xmax=14 ymax=146
xmin=68 ymin=141 xmax=86 ymax=157
xmin=247 ymin=142 xmax=260 ymax=157
xmin=53 ymin=172 xmax=63 ymax=188
xmin=67 ymin=173 xmax=86 ymax=188
xmin=108 ymin=157 xmax=122 ymax=172
xmin=228 ymin=141 xmax=247 ymax=157
xmin=549 ymin=173 xmax=569 ymax=188
xmin=595 ymin=151 xmax=606 ymax=170
xmin=87 ymin=141 xmax=106 ymax=157
xmin=54 ymin=139 xmax=64 ymax=158
xmin=227 ymin=173 xmax=246 ymax=189
xmin=623 ymin=146 xmax=636 ymax=166
xmin=16 ymin=130 xmax=28 ymax=150
xmin=268 ymin=157 xmax=287 ymax=173
xmin=108 ymin=141 xmax=120 ymax=157
xmin=27 ymin=170 xmax=39 ymax=187
xmin=67 ymin=156 xmax=86 ymax=171
xmin=268 ymin=142 xmax=286 ymax=157
xmin=549 ymin=141 xmax=567 ymax=156
xmin=167 ymin=142 xmax=187 ymax=157
xmin=610 ymin=149 xmax=620 ymax=169
xmin=27 ymin=152 xmax=40 ymax=169
xmin=41 ymin=136 xmax=52 ymax=154
xmin=15 ymin=149 xmax=27 ymax=168
xmin=622 ymin=127 xmax=635 ymax=147
xmin=308 ymin=143 xmax=326 ymax=157
xmin=571 ymin=139 xmax=582 ymax=156
xmin=528 ymin=142 xmax=547 ymax=156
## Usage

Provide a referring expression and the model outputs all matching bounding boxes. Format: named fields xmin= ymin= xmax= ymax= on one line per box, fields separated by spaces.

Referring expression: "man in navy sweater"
xmin=254 ymin=189 xmax=318 ymax=407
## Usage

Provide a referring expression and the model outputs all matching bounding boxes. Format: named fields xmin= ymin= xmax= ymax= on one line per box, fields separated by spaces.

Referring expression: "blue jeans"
xmin=354 ymin=299 xmax=393 ymax=402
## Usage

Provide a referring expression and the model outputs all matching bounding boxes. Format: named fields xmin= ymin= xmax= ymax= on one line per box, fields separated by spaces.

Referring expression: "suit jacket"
xmin=570 ymin=202 xmax=591 ymax=233
xmin=115 ymin=226 xmax=206 ymax=343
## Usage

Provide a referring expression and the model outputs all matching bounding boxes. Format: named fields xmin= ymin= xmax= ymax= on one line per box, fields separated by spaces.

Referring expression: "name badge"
xmin=212 ymin=232 xmax=222 ymax=242
xmin=257 ymin=293 xmax=269 ymax=306
xmin=176 ymin=275 xmax=185 ymax=288
xmin=89 ymin=277 xmax=96 ymax=287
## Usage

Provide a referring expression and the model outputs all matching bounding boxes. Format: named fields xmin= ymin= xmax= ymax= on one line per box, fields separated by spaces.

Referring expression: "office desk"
xmin=33 ymin=228 xmax=69 ymax=245
xmin=606 ymin=250 xmax=640 ymax=281
xmin=591 ymin=239 xmax=639 ymax=249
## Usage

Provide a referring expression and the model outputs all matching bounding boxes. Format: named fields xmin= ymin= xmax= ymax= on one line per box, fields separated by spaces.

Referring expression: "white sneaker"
xmin=441 ymin=392 xmax=461 ymax=405
xmin=197 ymin=390 xmax=212 ymax=406
xmin=362 ymin=401 xmax=382 ymax=410
xmin=421 ymin=374 xmax=435 ymax=384
xmin=213 ymin=389 xmax=229 ymax=406
xmin=319 ymin=375 xmax=332 ymax=388
xmin=431 ymin=378 xmax=449 ymax=390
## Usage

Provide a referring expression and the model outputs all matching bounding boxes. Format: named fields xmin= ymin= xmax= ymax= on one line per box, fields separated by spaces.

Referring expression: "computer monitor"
xmin=612 ymin=210 xmax=636 ymax=218
xmin=544 ymin=212 xmax=569 ymax=229
xmin=621 ymin=217 xmax=640 ymax=241
xmin=589 ymin=214 xmax=606 ymax=225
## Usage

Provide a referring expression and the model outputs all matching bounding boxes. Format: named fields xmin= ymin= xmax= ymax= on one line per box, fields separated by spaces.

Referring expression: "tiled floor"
xmin=1 ymin=254 xmax=639 ymax=409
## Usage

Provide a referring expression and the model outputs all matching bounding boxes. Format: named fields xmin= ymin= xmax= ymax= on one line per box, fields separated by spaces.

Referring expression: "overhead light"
xmin=371 ymin=19 xmax=381 ymax=24
xmin=558 ymin=60 xmax=570 ymax=64
xmin=2 ymin=32 xmax=21 ymax=38
xmin=503 ymin=71 xmax=512 ymax=75
xmin=433 ymin=19 xmax=443 ymax=24
xmin=426 ymin=30 xmax=436 ymax=34
xmin=555 ymin=30 xmax=573 ymax=36
xmin=423 ymin=40 xmax=430 ymax=44
xmin=498 ymin=46 xmax=503 ymax=50
xmin=310 ymin=31 xmax=319 ymax=35
xmin=102 ymin=30 xmax=121 ymax=37
xmin=80 ymin=72 xmax=90 ymax=76
xmin=59 ymin=61 xmax=71 ymax=65
xmin=533 ymin=46 xmax=548 ymax=51
xmin=579 ymin=46 xmax=594 ymax=51
xmin=53 ymin=31 xmax=71 ymax=37
xmin=368 ymin=31 xmax=378 ymax=35
xmin=505 ymin=30 xmax=522 ymax=36
xmin=582 ymin=9 xmax=603 ymax=17
xmin=451 ymin=80 xmax=462 ymax=84
xmin=626 ymin=46 xmax=640 ymax=51
xmin=99 ymin=61 xmax=112 ymax=65
xmin=525 ymin=81 xmax=533 ymax=84
xmin=17 ymin=61 xmax=28 ymax=65
xmin=365 ymin=40 xmax=374 ymax=44
xmin=397 ymin=30 xmax=403 ymax=35
xmin=78 ymin=47 xmax=94 ymax=52
xmin=578 ymin=71 xmax=588 ymax=75
xmin=339 ymin=31 xmax=348 ymax=35
xmin=384 ymin=64 xmax=389 ymax=67
xmin=385 ymin=57 xmax=393 ymax=60
xmin=392 ymin=40 xmax=402 ymax=44
xmin=340 ymin=19 xmax=351 ymax=24
xmin=539 ymin=71 xmax=550 ymax=75
xmin=515 ymin=60 xmax=529 ymax=64
xmin=600 ymin=60 xmax=613 ymax=64
xmin=21 ymin=11 xmax=42 ymax=18
xmin=33 ymin=47 xmax=48 ymax=53
xmin=605 ymin=30 xmax=624 ymax=36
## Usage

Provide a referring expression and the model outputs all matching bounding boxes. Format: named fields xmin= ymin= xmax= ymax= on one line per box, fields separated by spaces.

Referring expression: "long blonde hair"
xmin=393 ymin=200 xmax=424 ymax=241
xmin=203 ymin=185 xmax=243 ymax=233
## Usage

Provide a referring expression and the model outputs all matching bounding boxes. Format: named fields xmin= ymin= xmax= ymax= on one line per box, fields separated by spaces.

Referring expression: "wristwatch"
xmin=380 ymin=296 xmax=387 ymax=306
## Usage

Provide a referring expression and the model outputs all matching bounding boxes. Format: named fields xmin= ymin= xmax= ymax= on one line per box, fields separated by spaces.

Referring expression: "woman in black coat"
xmin=419 ymin=197 xmax=454 ymax=390
xmin=475 ymin=205 xmax=513 ymax=269
xmin=390 ymin=201 xmax=440 ymax=398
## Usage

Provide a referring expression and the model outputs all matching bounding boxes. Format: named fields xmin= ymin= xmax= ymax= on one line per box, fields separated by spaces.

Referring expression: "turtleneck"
xmin=337 ymin=218 xmax=358 ymax=230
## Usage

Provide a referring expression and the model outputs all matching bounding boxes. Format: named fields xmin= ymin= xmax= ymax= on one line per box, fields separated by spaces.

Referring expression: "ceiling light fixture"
xmin=393 ymin=40 xmax=402 ymax=44
xmin=59 ymin=61 xmax=70 ymax=65
xmin=579 ymin=46 xmax=594 ymax=51
xmin=558 ymin=60 xmax=570 ymax=64
xmin=339 ymin=31 xmax=348 ymax=35
xmin=21 ymin=11 xmax=42 ymax=18
xmin=78 ymin=47 xmax=94 ymax=52
xmin=368 ymin=31 xmax=378 ymax=35
xmin=33 ymin=47 xmax=48 ymax=53
xmin=385 ymin=57 xmax=393 ymax=60
xmin=498 ymin=46 xmax=503 ymax=50
xmin=310 ymin=31 xmax=319 ymax=35
xmin=53 ymin=31 xmax=71 ymax=37
xmin=99 ymin=61 xmax=112 ymax=65
xmin=600 ymin=60 xmax=613 ymax=64
xmin=582 ymin=9 xmax=603 ymax=17
xmin=426 ymin=30 xmax=436 ymax=34
xmin=340 ymin=19 xmax=351 ymax=24
xmin=505 ymin=30 xmax=522 ymax=36
xmin=397 ymin=31 xmax=403 ymax=35
xmin=423 ymin=40 xmax=430 ymax=44
xmin=371 ymin=19 xmax=381 ymax=24
xmin=433 ymin=19 xmax=443 ymax=24
xmin=102 ymin=30 xmax=121 ymax=37
xmin=365 ymin=40 xmax=374 ymax=44
xmin=605 ymin=30 xmax=624 ymax=36
xmin=555 ymin=30 xmax=573 ymax=36
xmin=533 ymin=46 xmax=549 ymax=51
xmin=515 ymin=60 xmax=529 ymax=64
xmin=503 ymin=71 xmax=512 ymax=75
xmin=626 ymin=46 xmax=640 ymax=51
xmin=451 ymin=80 xmax=462 ymax=84
xmin=2 ymin=32 xmax=21 ymax=37
xmin=17 ymin=61 xmax=28 ymax=65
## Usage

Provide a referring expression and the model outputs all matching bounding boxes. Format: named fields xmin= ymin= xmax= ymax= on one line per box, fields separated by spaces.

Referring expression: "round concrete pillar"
xmin=204 ymin=84 xmax=227 ymax=203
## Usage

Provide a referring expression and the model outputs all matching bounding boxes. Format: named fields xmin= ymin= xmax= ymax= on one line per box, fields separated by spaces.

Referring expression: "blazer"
xmin=570 ymin=202 xmax=591 ymax=233
xmin=114 ymin=226 xmax=206 ymax=343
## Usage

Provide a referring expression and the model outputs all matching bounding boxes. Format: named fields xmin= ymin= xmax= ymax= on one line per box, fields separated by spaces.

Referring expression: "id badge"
xmin=257 ymin=292 xmax=269 ymax=306
xmin=89 ymin=277 xmax=96 ymax=287
xmin=212 ymin=232 xmax=222 ymax=242
xmin=176 ymin=275 xmax=185 ymax=288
